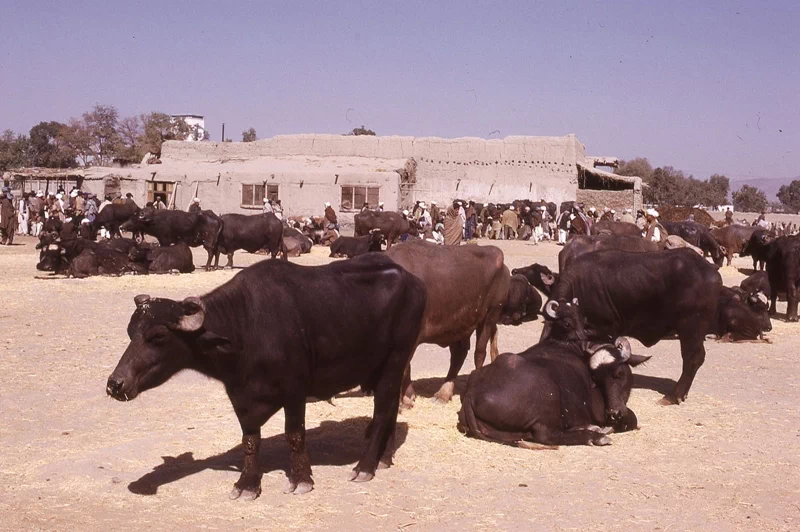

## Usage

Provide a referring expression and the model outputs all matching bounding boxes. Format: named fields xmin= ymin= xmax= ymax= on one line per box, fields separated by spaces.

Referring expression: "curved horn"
xmin=134 ymin=294 xmax=151 ymax=307
xmin=176 ymin=297 xmax=206 ymax=332
xmin=544 ymin=300 xmax=559 ymax=319
xmin=615 ymin=337 xmax=632 ymax=361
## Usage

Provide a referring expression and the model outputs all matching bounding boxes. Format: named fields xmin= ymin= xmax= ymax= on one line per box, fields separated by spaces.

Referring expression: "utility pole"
xmin=221 ymin=123 xmax=225 ymax=142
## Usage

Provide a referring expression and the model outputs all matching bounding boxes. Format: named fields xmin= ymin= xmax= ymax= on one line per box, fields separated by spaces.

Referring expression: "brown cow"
xmin=711 ymin=224 xmax=758 ymax=266
xmin=386 ymin=240 xmax=510 ymax=406
xmin=354 ymin=211 xmax=410 ymax=249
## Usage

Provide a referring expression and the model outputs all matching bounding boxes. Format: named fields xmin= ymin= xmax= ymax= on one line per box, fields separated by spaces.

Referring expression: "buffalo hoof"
xmin=657 ymin=395 xmax=680 ymax=406
xmin=788 ymin=315 xmax=799 ymax=323
xmin=588 ymin=425 xmax=614 ymax=435
xmin=348 ymin=470 xmax=374 ymax=482
xmin=589 ymin=435 xmax=612 ymax=446
xmin=432 ymin=382 xmax=455 ymax=404
xmin=284 ymin=481 xmax=314 ymax=495
xmin=229 ymin=485 xmax=260 ymax=501
xmin=377 ymin=458 xmax=392 ymax=470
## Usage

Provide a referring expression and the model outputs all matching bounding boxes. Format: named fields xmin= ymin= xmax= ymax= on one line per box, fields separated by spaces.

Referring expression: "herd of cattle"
xmin=97 ymin=205 xmax=800 ymax=499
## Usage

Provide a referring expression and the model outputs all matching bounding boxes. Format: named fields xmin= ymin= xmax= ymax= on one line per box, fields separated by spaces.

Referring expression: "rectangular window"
xmin=266 ymin=184 xmax=279 ymax=202
xmin=147 ymin=181 xmax=174 ymax=205
xmin=242 ymin=184 xmax=266 ymax=208
xmin=340 ymin=185 xmax=380 ymax=211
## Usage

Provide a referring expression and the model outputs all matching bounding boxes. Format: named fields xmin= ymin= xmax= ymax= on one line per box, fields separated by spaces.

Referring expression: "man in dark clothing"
xmin=189 ymin=198 xmax=202 ymax=213
xmin=724 ymin=208 xmax=733 ymax=225
xmin=465 ymin=201 xmax=477 ymax=240
xmin=0 ymin=191 xmax=17 ymax=245
xmin=324 ymin=202 xmax=338 ymax=231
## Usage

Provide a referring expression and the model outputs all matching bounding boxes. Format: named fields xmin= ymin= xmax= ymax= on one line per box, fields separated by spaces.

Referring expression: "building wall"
xmin=576 ymin=189 xmax=638 ymax=213
xmin=159 ymin=134 xmax=584 ymax=208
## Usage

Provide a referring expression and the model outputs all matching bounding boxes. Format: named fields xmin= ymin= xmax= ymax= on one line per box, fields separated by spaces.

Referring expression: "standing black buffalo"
xmin=590 ymin=220 xmax=642 ymax=237
xmin=765 ymin=235 xmax=800 ymax=321
xmin=544 ymin=249 xmax=722 ymax=403
xmin=354 ymin=211 xmax=409 ymax=249
xmin=120 ymin=207 xmax=223 ymax=270
xmin=106 ymin=253 xmax=427 ymax=498
xmin=93 ymin=200 xmax=140 ymax=238
xmin=663 ymin=221 xmax=725 ymax=267
xmin=740 ymin=229 xmax=774 ymax=271
xmin=214 ymin=213 xmax=286 ymax=268
xmin=558 ymin=234 xmax=658 ymax=272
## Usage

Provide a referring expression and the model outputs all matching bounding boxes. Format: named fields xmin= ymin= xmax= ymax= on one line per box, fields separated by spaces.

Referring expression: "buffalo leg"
xmin=672 ymin=333 xmax=706 ymax=404
xmin=351 ymin=353 xmax=405 ymax=482
xmin=204 ymin=246 xmax=214 ymax=271
xmin=528 ymin=424 xmax=611 ymax=446
xmin=230 ymin=404 xmax=280 ymax=501
xmin=226 ymin=252 xmax=234 ymax=269
xmin=283 ymin=400 xmax=313 ymax=494
xmin=473 ymin=320 xmax=499 ymax=369
xmin=786 ymin=280 xmax=799 ymax=322
xmin=400 ymin=363 xmax=416 ymax=410
xmin=433 ymin=338 xmax=470 ymax=404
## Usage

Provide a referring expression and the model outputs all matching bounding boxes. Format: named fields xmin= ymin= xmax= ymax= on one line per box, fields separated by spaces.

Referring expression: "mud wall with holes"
xmin=576 ymin=189 xmax=641 ymax=214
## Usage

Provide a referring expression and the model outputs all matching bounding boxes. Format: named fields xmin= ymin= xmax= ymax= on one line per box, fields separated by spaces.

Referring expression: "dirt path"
xmin=1 ymin=237 xmax=798 ymax=531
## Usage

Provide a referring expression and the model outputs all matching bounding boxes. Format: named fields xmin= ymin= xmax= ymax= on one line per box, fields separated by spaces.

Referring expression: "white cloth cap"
xmin=539 ymin=206 xmax=546 ymax=210
xmin=56 ymin=193 xmax=63 ymax=199
xmin=70 ymin=190 xmax=78 ymax=197
xmin=647 ymin=208 xmax=659 ymax=217
xmin=193 ymin=197 xmax=200 ymax=203
xmin=379 ymin=201 xmax=384 ymax=206
xmin=402 ymin=209 xmax=409 ymax=215
xmin=431 ymin=201 xmax=437 ymax=205
xmin=589 ymin=207 xmax=596 ymax=213
xmin=510 ymin=206 xmax=515 ymax=210
xmin=36 ymin=192 xmax=44 ymax=197
xmin=324 ymin=202 xmax=330 ymax=207
xmin=419 ymin=202 xmax=426 ymax=209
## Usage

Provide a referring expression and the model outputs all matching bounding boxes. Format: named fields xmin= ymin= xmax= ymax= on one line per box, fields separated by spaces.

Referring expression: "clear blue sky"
xmin=1 ymin=1 xmax=797 ymax=180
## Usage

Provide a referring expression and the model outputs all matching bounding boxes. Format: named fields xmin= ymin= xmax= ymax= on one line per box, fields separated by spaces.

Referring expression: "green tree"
xmin=242 ymin=127 xmax=257 ymax=142
xmin=704 ymin=174 xmax=730 ymax=208
xmin=348 ymin=125 xmax=376 ymax=136
xmin=61 ymin=118 xmax=94 ymax=166
xmin=0 ymin=130 xmax=30 ymax=171
xmin=137 ymin=113 xmax=192 ymax=157
xmin=732 ymin=185 xmax=769 ymax=213
xmin=644 ymin=166 xmax=688 ymax=206
xmin=28 ymin=121 xmax=77 ymax=168
xmin=616 ymin=157 xmax=653 ymax=182
xmin=777 ymin=180 xmax=800 ymax=214
xmin=116 ymin=115 xmax=144 ymax=164
xmin=83 ymin=104 xmax=121 ymax=166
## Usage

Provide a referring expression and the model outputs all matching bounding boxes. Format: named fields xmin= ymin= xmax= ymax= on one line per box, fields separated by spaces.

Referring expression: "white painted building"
xmin=171 ymin=114 xmax=206 ymax=141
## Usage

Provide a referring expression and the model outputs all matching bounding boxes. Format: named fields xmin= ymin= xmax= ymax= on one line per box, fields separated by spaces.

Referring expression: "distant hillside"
xmin=731 ymin=176 xmax=800 ymax=201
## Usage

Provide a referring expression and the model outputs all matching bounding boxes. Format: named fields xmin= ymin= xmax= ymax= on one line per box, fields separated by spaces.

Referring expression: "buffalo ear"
xmin=175 ymin=297 xmax=205 ymax=332
xmin=628 ymin=354 xmax=651 ymax=367
xmin=541 ymin=272 xmax=555 ymax=286
xmin=134 ymin=294 xmax=151 ymax=306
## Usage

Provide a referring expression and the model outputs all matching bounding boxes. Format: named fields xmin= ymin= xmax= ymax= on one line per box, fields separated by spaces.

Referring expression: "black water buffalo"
xmin=354 ymin=211 xmax=409 ymax=249
xmin=215 ymin=213 xmax=286 ymax=268
xmin=544 ymin=249 xmax=722 ymax=403
xmin=740 ymin=271 xmax=771 ymax=299
xmin=559 ymin=234 xmax=658 ymax=272
xmin=711 ymin=224 xmax=757 ymax=267
xmin=386 ymin=240 xmax=510 ymax=406
xmin=590 ymin=220 xmax=642 ymax=237
xmin=499 ymin=274 xmax=542 ymax=325
xmin=282 ymin=227 xmax=313 ymax=257
xmin=765 ymin=235 xmax=800 ymax=321
xmin=329 ymin=232 xmax=383 ymax=258
xmin=511 ymin=263 xmax=559 ymax=296
xmin=740 ymin=229 xmax=774 ymax=271
xmin=128 ymin=242 xmax=195 ymax=274
xmin=458 ymin=324 xmax=647 ymax=447
xmin=663 ymin=221 xmax=725 ymax=267
xmin=38 ymin=242 xmax=143 ymax=278
xmin=93 ymin=200 xmax=140 ymax=238
xmin=106 ymin=254 xmax=426 ymax=498
xmin=529 ymin=201 xmax=557 ymax=218
xmin=715 ymin=286 xmax=771 ymax=341
xmin=121 ymin=208 xmax=223 ymax=269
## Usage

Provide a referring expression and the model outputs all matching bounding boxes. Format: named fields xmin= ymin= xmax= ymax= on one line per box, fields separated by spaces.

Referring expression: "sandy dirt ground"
xmin=1 ymin=236 xmax=799 ymax=531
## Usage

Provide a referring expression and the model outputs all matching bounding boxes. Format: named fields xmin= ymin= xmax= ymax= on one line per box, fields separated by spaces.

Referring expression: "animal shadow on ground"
xmin=128 ymin=417 xmax=408 ymax=496
xmin=411 ymin=374 xmax=470 ymax=399
xmin=633 ymin=373 xmax=676 ymax=396
xmin=737 ymin=267 xmax=756 ymax=276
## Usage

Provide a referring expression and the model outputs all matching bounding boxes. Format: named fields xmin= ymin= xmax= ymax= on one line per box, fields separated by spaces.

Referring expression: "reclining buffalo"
xmin=329 ymin=231 xmax=384 ymax=258
xmin=498 ymin=274 xmax=542 ymax=325
xmin=106 ymin=253 xmax=427 ymax=498
xmin=511 ymin=263 xmax=559 ymax=296
xmin=459 ymin=299 xmax=647 ymax=447
xmin=543 ymin=248 xmax=722 ymax=403
xmin=714 ymin=286 xmax=771 ymax=341
xmin=663 ymin=221 xmax=725 ymax=267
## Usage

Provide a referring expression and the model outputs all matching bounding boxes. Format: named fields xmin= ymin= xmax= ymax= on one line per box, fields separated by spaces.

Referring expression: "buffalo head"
xmin=586 ymin=337 xmax=650 ymax=430
xmin=542 ymin=297 xmax=586 ymax=341
xmin=106 ymin=294 xmax=214 ymax=401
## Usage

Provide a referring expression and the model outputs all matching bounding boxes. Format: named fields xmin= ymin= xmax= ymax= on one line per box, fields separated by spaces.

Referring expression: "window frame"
xmin=241 ymin=183 xmax=267 ymax=209
xmin=340 ymin=184 xmax=380 ymax=212
xmin=147 ymin=181 xmax=174 ymax=205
